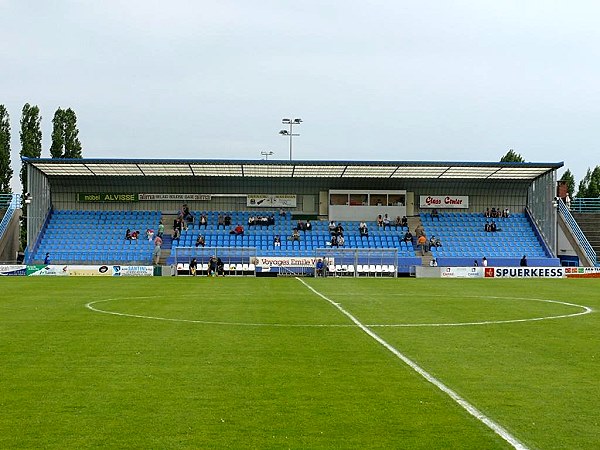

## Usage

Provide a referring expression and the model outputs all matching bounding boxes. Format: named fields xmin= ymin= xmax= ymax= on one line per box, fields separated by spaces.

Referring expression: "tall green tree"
xmin=0 ymin=105 xmax=12 ymax=193
xmin=576 ymin=166 xmax=600 ymax=198
xmin=19 ymin=103 xmax=42 ymax=193
xmin=559 ymin=169 xmax=576 ymax=198
xmin=50 ymin=107 xmax=66 ymax=158
xmin=500 ymin=149 xmax=525 ymax=162
xmin=63 ymin=108 xmax=82 ymax=158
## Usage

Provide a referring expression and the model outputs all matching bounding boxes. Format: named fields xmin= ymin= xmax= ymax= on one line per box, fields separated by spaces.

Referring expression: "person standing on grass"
xmin=189 ymin=258 xmax=197 ymax=276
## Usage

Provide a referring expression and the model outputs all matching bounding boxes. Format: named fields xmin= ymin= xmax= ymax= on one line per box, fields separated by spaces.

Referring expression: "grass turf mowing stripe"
xmin=297 ymin=277 xmax=529 ymax=450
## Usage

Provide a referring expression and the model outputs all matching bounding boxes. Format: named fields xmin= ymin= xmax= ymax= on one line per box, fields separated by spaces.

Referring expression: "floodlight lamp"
xmin=279 ymin=130 xmax=289 ymax=135
xmin=293 ymin=118 xmax=302 ymax=124
xmin=282 ymin=118 xmax=291 ymax=124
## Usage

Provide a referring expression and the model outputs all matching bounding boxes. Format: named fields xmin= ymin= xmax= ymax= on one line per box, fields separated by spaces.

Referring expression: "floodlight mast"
xmin=260 ymin=150 xmax=273 ymax=160
xmin=279 ymin=117 xmax=302 ymax=160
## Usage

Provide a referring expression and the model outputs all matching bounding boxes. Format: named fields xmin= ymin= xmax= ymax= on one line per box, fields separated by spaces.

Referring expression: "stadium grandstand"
xmin=1 ymin=157 xmax=596 ymax=275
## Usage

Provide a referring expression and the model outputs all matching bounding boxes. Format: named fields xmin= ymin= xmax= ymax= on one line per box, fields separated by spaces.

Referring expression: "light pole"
xmin=279 ymin=118 xmax=302 ymax=160
xmin=260 ymin=150 xmax=273 ymax=160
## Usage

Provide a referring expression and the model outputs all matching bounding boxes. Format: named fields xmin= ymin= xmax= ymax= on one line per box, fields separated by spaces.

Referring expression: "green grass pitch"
xmin=1 ymin=277 xmax=598 ymax=449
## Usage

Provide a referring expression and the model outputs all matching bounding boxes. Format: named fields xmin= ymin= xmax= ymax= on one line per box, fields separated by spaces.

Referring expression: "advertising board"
xmin=420 ymin=195 xmax=469 ymax=209
xmin=0 ymin=265 xmax=26 ymax=276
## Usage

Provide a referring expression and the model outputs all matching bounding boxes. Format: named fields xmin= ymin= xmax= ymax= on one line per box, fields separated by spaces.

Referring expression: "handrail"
xmin=0 ymin=194 xmax=21 ymax=241
xmin=570 ymin=198 xmax=600 ymax=213
xmin=557 ymin=198 xmax=598 ymax=266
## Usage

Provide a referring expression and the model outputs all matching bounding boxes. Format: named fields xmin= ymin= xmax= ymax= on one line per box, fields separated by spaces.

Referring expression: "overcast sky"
xmin=3 ymin=0 xmax=599 ymax=191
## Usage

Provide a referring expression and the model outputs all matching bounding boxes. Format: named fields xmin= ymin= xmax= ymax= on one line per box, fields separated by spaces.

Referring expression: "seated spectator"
xmin=484 ymin=221 xmax=491 ymax=232
xmin=248 ymin=215 xmax=256 ymax=227
xmin=328 ymin=221 xmax=337 ymax=235
xmin=230 ymin=224 xmax=244 ymax=235
xmin=376 ymin=198 xmax=383 ymax=206
xmin=473 ymin=259 xmax=479 ymax=267
xmin=394 ymin=216 xmax=402 ymax=229
xmin=174 ymin=217 xmax=183 ymax=232
xmin=382 ymin=214 xmax=391 ymax=230
xmin=279 ymin=208 xmax=286 ymax=217
xmin=146 ymin=229 xmax=154 ymax=241
xmin=431 ymin=209 xmax=439 ymax=220
xmin=338 ymin=235 xmax=345 ymax=246
xmin=305 ymin=220 xmax=312 ymax=231
xmin=297 ymin=220 xmax=305 ymax=231
xmin=291 ymin=229 xmax=300 ymax=241
xmin=401 ymin=216 xmax=408 ymax=227
xmin=274 ymin=235 xmax=281 ymax=247
xmin=359 ymin=221 xmax=368 ymax=237
xmin=502 ymin=208 xmax=510 ymax=218
xmin=330 ymin=235 xmax=338 ymax=247
xmin=484 ymin=208 xmax=490 ymax=218
xmin=403 ymin=231 xmax=413 ymax=243
xmin=224 ymin=213 xmax=232 ymax=226
xmin=268 ymin=214 xmax=275 ymax=227
xmin=258 ymin=215 xmax=270 ymax=228
xmin=490 ymin=221 xmax=497 ymax=232
xmin=429 ymin=258 xmax=438 ymax=267
xmin=491 ymin=207 xmax=498 ymax=218
xmin=199 ymin=214 xmax=208 ymax=229
xmin=217 ymin=214 xmax=225 ymax=229
xmin=376 ymin=214 xmax=383 ymax=227
xmin=125 ymin=228 xmax=131 ymax=240
xmin=195 ymin=235 xmax=205 ymax=247
xmin=172 ymin=228 xmax=180 ymax=243
xmin=131 ymin=230 xmax=139 ymax=240
xmin=335 ymin=223 xmax=344 ymax=236
xmin=429 ymin=235 xmax=442 ymax=248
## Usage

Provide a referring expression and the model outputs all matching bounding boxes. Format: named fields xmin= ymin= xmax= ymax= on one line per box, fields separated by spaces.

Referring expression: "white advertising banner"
xmin=0 ymin=264 xmax=27 ymax=276
xmin=440 ymin=267 xmax=484 ymax=278
xmin=483 ymin=267 xmax=565 ymax=278
xmin=113 ymin=265 xmax=154 ymax=276
xmin=255 ymin=256 xmax=326 ymax=269
xmin=247 ymin=194 xmax=297 ymax=208
xmin=420 ymin=195 xmax=469 ymax=209
xmin=139 ymin=193 xmax=211 ymax=201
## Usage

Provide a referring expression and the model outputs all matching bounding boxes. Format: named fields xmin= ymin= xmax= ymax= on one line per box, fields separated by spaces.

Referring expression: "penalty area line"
xmin=296 ymin=277 xmax=529 ymax=450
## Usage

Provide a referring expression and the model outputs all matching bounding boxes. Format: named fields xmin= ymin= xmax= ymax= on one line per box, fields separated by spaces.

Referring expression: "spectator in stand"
xmin=157 ymin=221 xmax=164 ymax=238
xmin=199 ymin=213 xmax=208 ymax=229
xmin=338 ymin=235 xmax=345 ymax=246
xmin=131 ymin=230 xmax=139 ymax=240
xmin=44 ymin=252 xmax=50 ymax=264
xmin=503 ymin=208 xmax=510 ymax=218
xmin=401 ymin=216 xmax=408 ymax=228
xmin=431 ymin=209 xmax=439 ymax=221
xmin=172 ymin=228 xmax=180 ymax=244
xmin=146 ymin=229 xmax=154 ymax=241
xmin=520 ymin=255 xmax=528 ymax=266
xmin=125 ymin=228 xmax=131 ymax=240
xmin=189 ymin=258 xmax=197 ymax=276
xmin=415 ymin=224 xmax=425 ymax=238
xmin=195 ymin=235 xmax=205 ymax=247
xmin=230 ymin=224 xmax=244 ymax=235
xmin=152 ymin=236 xmax=163 ymax=265
xmin=429 ymin=258 xmax=438 ymax=267
xmin=473 ymin=259 xmax=479 ymax=267
xmin=394 ymin=216 xmax=402 ymax=229
xmin=565 ymin=194 xmax=571 ymax=210
xmin=291 ymin=229 xmax=300 ymax=241
xmin=491 ymin=207 xmax=498 ymax=218
xmin=482 ymin=256 xmax=488 ymax=267
xmin=330 ymin=235 xmax=338 ymax=247
xmin=248 ymin=215 xmax=256 ymax=227
xmin=429 ymin=235 xmax=441 ymax=248
xmin=279 ymin=208 xmax=286 ymax=217
xmin=274 ymin=235 xmax=281 ymax=247
xmin=382 ymin=214 xmax=391 ymax=230
xmin=217 ymin=214 xmax=225 ymax=229
xmin=417 ymin=234 xmax=428 ymax=255
xmin=484 ymin=208 xmax=490 ymax=218
xmin=297 ymin=220 xmax=305 ymax=231
xmin=174 ymin=217 xmax=183 ymax=233
xmin=490 ymin=221 xmax=497 ymax=232
xmin=376 ymin=214 xmax=383 ymax=227
xmin=359 ymin=221 xmax=369 ymax=237
xmin=484 ymin=221 xmax=491 ymax=232
xmin=328 ymin=221 xmax=337 ymax=235
xmin=335 ymin=223 xmax=344 ymax=236
xmin=403 ymin=230 xmax=413 ymax=243
xmin=224 ymin=213 xmax=232 ymax=227
xmin=305 ymin=220 xmax=312 ymax=231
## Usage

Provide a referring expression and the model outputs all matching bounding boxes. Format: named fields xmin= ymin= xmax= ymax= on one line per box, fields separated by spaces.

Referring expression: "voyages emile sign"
xmin=77 ymin=193 xmax=138 ymax=202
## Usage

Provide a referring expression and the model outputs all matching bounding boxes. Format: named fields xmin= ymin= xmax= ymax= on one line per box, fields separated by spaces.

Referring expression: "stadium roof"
xmin=24 ymin=158 xmax=563 ymax=181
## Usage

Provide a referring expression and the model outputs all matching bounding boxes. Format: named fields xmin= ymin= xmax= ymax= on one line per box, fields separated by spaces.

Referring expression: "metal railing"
xmin=570 ymin=198 xmax=600 ymax=213
xmin=557 ymin=198 xmax=598 ymax=266
xmin=0 ymin=194 xmax=21 ymax=242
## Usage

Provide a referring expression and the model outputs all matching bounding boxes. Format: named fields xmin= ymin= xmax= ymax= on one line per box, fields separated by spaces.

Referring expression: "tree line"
xmin=0 ymin=103 xmax=83 ymax=195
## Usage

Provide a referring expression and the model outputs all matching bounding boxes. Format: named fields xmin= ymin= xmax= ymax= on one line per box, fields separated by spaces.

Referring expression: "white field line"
xmin=86 ymin=295 xmax=592 ymax=328
xmin=296 ymin=277 xmax=530 ymax=450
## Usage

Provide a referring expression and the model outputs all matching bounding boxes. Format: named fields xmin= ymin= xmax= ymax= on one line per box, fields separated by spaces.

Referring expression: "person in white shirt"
xmin=482 ymin=257 xmax=488 ymax=267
